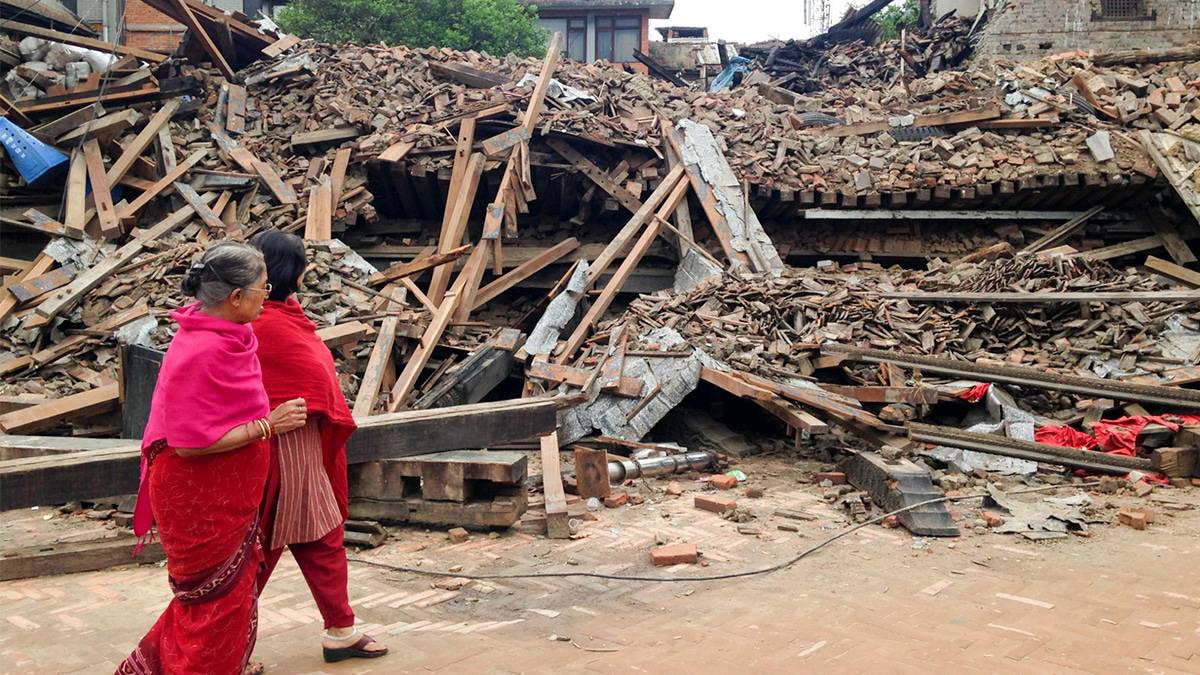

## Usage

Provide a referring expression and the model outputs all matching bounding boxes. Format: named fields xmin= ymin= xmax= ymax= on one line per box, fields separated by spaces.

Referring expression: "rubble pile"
xmin=741 ymin=14 xmax=981 ymax=94
xmin=2 ymin=1 xmax=1200 ymax=554
xmin=621 ymin=254 xmax=1192 ymax=388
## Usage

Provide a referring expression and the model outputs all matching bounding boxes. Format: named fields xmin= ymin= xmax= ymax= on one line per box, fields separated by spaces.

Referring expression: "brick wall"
xmin=975 ymin=0 xmax=1200 ymax=60
xmin=123 ymin=0 xmax=184 ymax=52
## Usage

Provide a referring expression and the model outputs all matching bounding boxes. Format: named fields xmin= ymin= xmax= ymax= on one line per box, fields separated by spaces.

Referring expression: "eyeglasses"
xmin=242 ymin=283 xmax=273 ymax=295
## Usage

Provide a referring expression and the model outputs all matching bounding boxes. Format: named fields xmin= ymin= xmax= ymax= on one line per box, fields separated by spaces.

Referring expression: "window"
xmin=595 ymin=15 xmax=641 ymax=63
xmin=1093 ymin=0 xmax=1155 ymax=20
xmin=566 ymin=17 xmax=586 ymax=62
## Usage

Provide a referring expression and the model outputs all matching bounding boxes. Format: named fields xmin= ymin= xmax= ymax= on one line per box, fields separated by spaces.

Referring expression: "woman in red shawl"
xmin=119 ymin=242 xmax=308 ymax=675
xmin=250 ymin=230 xmax=389 ymax=663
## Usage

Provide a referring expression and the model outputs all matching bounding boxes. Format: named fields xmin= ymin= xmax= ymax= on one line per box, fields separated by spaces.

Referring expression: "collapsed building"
xmin=3 ymin=0 xmax=1200 ymax=577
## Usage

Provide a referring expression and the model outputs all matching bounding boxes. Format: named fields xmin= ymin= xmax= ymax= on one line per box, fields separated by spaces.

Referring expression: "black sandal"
xmin=322 ymin=631 xmax=389 ymax=663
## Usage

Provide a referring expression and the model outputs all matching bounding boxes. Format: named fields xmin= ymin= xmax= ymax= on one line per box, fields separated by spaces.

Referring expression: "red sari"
xmin=119 ymin=305 xmax=271 ymax=675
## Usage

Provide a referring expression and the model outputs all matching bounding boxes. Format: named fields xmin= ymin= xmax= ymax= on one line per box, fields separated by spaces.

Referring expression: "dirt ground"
xmin=3 ymin=455 xmax=1200 ymax=674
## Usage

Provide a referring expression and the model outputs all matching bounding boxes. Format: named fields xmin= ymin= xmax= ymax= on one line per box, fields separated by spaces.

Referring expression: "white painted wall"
xmin=934 ymin=0 xmax=981 ymax=18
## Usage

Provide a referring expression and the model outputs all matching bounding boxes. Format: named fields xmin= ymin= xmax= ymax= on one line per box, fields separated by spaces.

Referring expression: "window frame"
xmin=1092 ymin=0 xmax=1156 ymax=21
xmin=595 ymin=14 xmax=642 ymax=63
xmin=566 ymin=16 xmax=587 ymax=61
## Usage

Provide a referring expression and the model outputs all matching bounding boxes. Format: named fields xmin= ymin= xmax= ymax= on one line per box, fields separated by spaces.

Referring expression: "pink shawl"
xmin=133 ymin=303 xmax=270 ymax=540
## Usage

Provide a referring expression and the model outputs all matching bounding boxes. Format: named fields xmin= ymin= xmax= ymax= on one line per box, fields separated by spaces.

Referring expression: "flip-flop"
xmin=323 ymin=634 xmax=389 ymax=663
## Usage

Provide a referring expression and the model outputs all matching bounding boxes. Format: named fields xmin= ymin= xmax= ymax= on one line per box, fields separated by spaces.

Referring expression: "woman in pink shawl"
xmin=117 ymin=242 xmax=307 ymax=675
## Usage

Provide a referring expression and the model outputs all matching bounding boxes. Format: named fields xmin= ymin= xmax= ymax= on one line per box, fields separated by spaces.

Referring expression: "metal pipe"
xmin=607 ymin=451 xmax=715 ymax=482
xmin=826 ymin=345 xmax=1200 ymax=409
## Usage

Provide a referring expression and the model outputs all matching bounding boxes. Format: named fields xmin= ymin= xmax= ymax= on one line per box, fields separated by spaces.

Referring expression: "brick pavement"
xmin=3 ymin=462 xmax=1199 ymax=674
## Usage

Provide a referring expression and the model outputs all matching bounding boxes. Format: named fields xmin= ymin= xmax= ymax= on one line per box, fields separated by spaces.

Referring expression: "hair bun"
xmin=180 ymin=263 xmax=205 ymax=297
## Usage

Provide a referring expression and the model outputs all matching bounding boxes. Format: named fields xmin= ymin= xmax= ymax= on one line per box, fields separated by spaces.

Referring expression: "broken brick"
xmin=745 ymin=486 xmax=765 ymax=498
xmin=604 ymin=492 xmax=628 ymax=508
xmin=650 ymin=542 xmax=698 ymax=566
xmin=813 ymin=471 xmax=846 ymax=485
xmin=710 ymin=474 xmax=738 ymax=490
xmin=695 ymin=494 xmax=738 ymax=513
xmin=1118 ymin=508 xmax=1148 ymax=530
xmin=982 ymin=511 xmax=1004 ymax=528
xmin=448 ymin=527 xmax=470 ymax=543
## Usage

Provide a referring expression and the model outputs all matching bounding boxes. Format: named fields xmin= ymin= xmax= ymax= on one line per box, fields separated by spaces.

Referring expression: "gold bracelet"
xmin=254 ymin=419 xmax=268 ymax=441
xmin=263 ymin=418 xmax=275 ymax=439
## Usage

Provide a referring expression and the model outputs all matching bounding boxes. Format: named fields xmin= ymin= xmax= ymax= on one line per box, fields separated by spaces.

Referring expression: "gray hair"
xmin=181 ymin=241 xmax=266 ymax=307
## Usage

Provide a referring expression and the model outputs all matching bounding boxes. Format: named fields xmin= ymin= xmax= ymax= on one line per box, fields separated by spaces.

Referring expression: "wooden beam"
xmin=0 ymin=19 xmax=167 ymax=63
xmin=1152 ymin=220 xmax=1197 ymax=265
xmin=106 ymin=98 xmax=180 ymax=185
xmin=30 ymin=196 xmax=213 ymax=326
xmin=0 ymin=399 xmax=561 ymax=510
xmin=546 ymin=138 xmax=643 ymax=213
xmin=353 ymin=288 xmax=403 ymax=416
xmin=117 ymin=149 xmax=208 ymax=224
xmin=63 ymin=148 xmax=88 ymax=237
xmin=450 ymin=245 xmax=492 ymax=328
xmin=173 ymin=183 xmax=225 ymax=233
xmin=82 ymin=139 xmax=121 ymax=239
xmin=0 ymin=254 xmax=53 ymax=324
xmin=473 ymin=237 xmax=579 ymax=310
xmin=387 ymin=289 xmax=461 ymax=411
xmin=428 ymin=61 xmax=508 ymax=88
xmin=1023 ymin=205 xmax=1105 ymax=253
xmin=291 ymin=126 xmax=360 ymax=150
xmin=588 ymin=165 xmax=686 ymax=285
xmin=330 ymin=147 xmax=351 ymax=205
xmin=0 ymin=535 xmax=165 ymax=582
xmin=428 ymin=153 xmax=484 ymax=305
xmin=316 ymin=321 xmax=373 ymax=348
xmin=1079 ymin=235 xmax=1166 ymax=261
xmin=1145 ymin=255 xmax=1200 ymax=288
xmin=28 ymin=103 xmax=105 ymax=144
xmin=540 ymin=431 xmax=571 ymax=539
xmin=480 ymin=127 xmax=531 ymax=157
xmin=303 ymin=175 xmax=333 ymax=240
xmin=368 ymin=244 xmax=471 ymax=286
xmin=0 ymin=383 xmax=119 ymax=434
xmin=520 ymin=32 xmax=563 ymax=136
xmin=15 ymin=85 xmax=160 ymax=115
xmin=15 ymin=208 xmax=69 ymax=238
xmin=557 ymin=178 xmax=690 ymax=363
xmin=171 ymin=0 xmax=234 ymax=78
xmin=814 ymin=103 xmax=1002 ymax=139
xmin=5 ymin=265 xmax=76 ymax=304
xmin=882 ymin=290 xmax=1200 ymax=303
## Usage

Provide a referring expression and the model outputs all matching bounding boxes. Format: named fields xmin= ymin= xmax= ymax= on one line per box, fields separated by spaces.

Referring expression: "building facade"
xmin=525 ymin=0 xmax=675 ymax=74
xmin=935 ymin=0 xmax=1200 ymax=60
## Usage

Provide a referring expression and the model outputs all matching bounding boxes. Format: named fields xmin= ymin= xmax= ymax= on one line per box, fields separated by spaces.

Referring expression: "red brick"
xmin=1118 ymin=509 xmax=1147 ymax=530
xmin=710 ymin=474 xmax=738 ymax=490
xmin=982 ymin=511 xmax=1004 ymax=528
xmin=745 ymin=486 xmax=765 ymax=498
xmin=813 ymin=472 xmax=846 ymax=485
xmin=665 ymin=481 xmax=683 ymax=496
xmin=448 ymin=527 xmax=469 ymax=543
xmin=650 ymin=542 xmax=698 ymax=566
xmin=694 ymin=494 xmax=737 ymax=513
xmin=604 ymin=492 xmax=628 ymax=508
xmin=882 ymin=515 xmax=900 ymax=528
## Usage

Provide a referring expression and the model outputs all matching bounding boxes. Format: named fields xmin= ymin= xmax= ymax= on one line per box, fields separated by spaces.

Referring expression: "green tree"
xmin=277 ymin=0 xmax=548 ymax=57
xmin=873 ymin=0 xmax=921 ymax=40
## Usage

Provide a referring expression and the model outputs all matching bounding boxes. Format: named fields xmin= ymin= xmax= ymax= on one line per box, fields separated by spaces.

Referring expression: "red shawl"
xmin=252 ymin=299 xmax=357 ymax=517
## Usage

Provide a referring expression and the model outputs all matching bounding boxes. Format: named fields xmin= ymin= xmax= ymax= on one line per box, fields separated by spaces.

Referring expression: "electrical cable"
xmin=348 ymin=481 xmax=1101 ymax=584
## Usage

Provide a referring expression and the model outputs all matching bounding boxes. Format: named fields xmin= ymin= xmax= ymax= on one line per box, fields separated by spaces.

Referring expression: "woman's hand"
xmin=269 ymin=398 xmax=307 ymax=435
